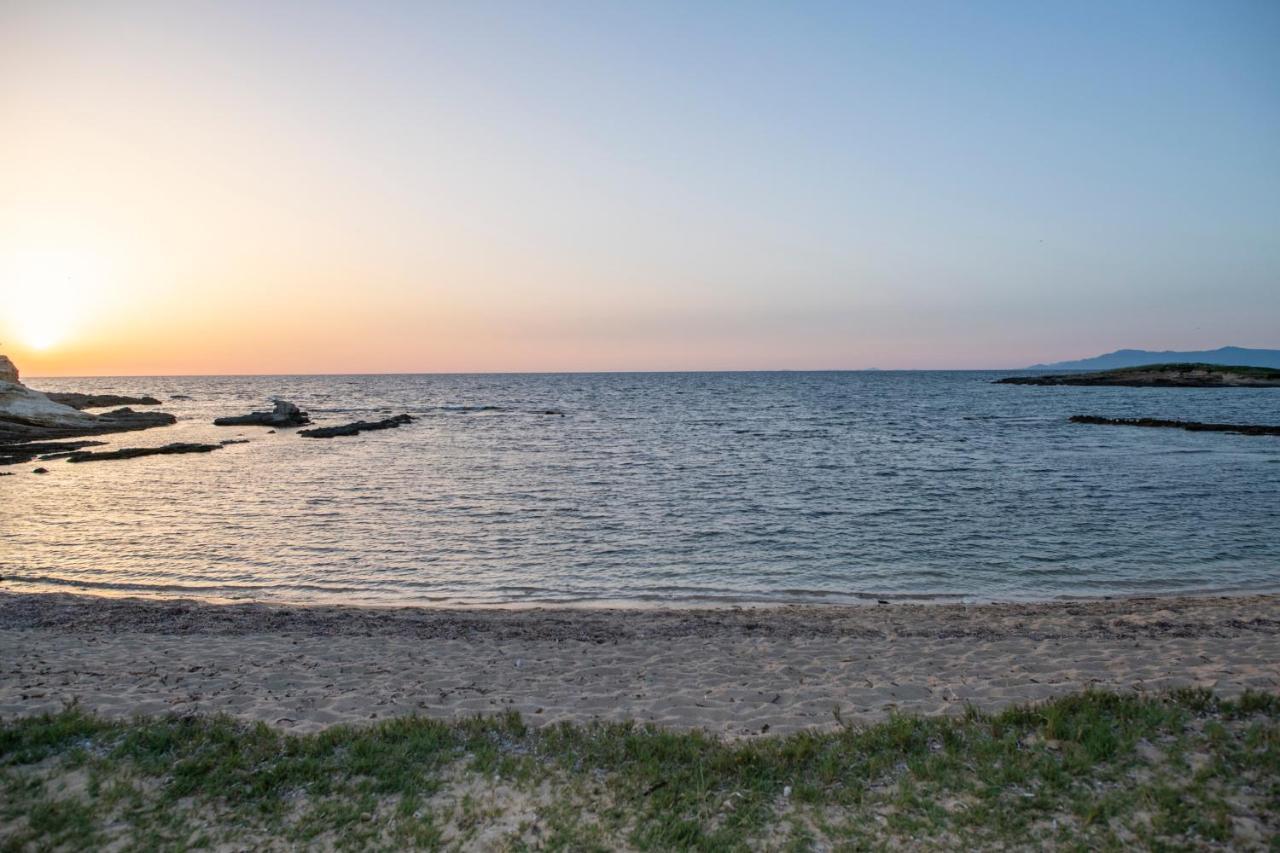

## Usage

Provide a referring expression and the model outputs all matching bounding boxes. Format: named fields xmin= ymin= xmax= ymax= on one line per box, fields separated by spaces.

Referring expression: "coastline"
xmin=3 ymin=590 xmax=1276 ymax=738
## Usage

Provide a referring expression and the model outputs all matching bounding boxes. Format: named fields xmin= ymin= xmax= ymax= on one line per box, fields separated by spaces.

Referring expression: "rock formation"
xmin=0 ymin=354 xmax=176 ymax=446
xmin=64 ymin=443 xmax=224 ymax=463
xmin=0 ymin=355 xmax=18 ymax=385
xmin=0 ymin=440 xmax=106 ymax=466
xmin=214 ymin=400 xmax=311 ymax=427
xmin=298 ymin=414 xmax=414 ymax=438
xmin=43 ymin=392 xmax=162 ymax=409
xmin=1070 ymin=415 xmax=1280 ymax=436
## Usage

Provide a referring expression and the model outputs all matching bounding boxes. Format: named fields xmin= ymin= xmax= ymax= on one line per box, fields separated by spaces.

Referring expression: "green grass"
xmin=2 ymin=690 xmax=1276 ymax=850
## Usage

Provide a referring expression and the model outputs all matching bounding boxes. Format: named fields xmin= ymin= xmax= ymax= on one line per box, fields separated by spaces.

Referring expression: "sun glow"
xmin=3 ymin=249 xmax=107 ymax=353
xmin=14 ymin=314 xmax=69 ymax=351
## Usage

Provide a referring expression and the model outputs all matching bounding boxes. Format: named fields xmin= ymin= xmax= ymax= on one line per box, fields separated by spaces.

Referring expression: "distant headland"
xmin=998 ymin=363 xmax=1280 ymax=388
xmin=1029 ymin=346 xmax=1280 ymax=371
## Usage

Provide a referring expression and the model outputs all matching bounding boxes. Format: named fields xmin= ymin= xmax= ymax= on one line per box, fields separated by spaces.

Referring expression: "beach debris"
xmin=42 ymin=392 xmax=162 ymax=410
xmin=298 ymin=413 xmax=413 ymax=438
xmin=64 ymin=443 xmax=224 ymax=463
xmin=214 ymin=399 xmax=311 ymax=427
xmin=1070 ymin=415 xmax=1280 ymax=437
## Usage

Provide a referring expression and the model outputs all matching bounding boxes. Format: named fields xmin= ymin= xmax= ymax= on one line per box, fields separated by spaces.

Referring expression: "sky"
xmin=2 ymin=1 xmax=1278 ymax=375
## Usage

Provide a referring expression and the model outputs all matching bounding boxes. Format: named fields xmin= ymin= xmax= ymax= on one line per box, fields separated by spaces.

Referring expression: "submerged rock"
xmin=0 ymin=440 xmax=108 ymax=466
xmin=42 ymin=392 xmax=162 ymax=410
xmin=64 ymin=443 xmax=224 ymax=463
xmin=1070 ymin=415 xmax=1280 ymax=437
xmin=214 ymin=400 xmax=311 ymax=427
xmin=298 ymin=413 xmax=414 ymax=438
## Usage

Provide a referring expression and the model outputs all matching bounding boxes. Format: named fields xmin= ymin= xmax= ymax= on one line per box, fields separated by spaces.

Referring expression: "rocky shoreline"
xmin=0 ymin=354 xmax=177 ymax=449
xmin=1 ymin=354 xmax=424 ymax=470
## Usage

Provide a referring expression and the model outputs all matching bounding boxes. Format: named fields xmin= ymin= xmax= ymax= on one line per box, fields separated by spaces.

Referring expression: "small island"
xmin=997 ymin=362 xmax=1280 ymax=387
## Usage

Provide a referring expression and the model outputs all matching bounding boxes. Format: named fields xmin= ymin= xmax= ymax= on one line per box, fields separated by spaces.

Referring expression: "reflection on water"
xmin=4 ymin=371 xmax=1279 ymax=605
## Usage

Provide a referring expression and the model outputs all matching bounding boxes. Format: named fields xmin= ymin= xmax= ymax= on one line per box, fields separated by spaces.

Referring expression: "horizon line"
xmin=23 ymin=366 xmax=1054 ymax=380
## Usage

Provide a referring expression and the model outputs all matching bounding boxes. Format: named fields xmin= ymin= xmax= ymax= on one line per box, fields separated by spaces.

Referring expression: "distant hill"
xmin=1029 ymin=347 xmax=1280 ymax=371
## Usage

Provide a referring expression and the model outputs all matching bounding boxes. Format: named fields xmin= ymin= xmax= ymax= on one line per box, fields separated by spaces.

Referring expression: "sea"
xmin=4 ymin=371 xmax=1279 ymax=606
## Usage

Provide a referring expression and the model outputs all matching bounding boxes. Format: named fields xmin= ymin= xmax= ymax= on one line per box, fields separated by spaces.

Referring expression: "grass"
xmin=1 ymin=689 xmax=1276 ymax=850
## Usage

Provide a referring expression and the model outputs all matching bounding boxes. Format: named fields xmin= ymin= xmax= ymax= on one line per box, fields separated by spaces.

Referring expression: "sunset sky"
xmin=3 ymin=1 xmax=1278 ymax=376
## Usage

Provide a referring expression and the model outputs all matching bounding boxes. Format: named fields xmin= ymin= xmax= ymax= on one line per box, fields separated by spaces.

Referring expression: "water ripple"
xmin=3 ymin=371 xmax=1279 ymax=605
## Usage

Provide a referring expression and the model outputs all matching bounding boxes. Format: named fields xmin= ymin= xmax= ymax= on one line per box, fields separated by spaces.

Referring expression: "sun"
xmin=4 ymin=248 xmax=105 ymax=353
xmin=14 ymin=316 xmax=67 ymax=351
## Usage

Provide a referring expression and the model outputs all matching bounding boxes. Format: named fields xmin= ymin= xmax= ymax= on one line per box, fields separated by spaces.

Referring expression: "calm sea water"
xmin=4 ymin=372 xmax=1279 ymax=606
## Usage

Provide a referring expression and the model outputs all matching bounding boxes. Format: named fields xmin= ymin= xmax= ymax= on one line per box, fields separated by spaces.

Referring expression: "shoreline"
xmin=2 ymin=590 xmax=1277 ymax=738
xmin=3 ymin=577 xmax=1278 ymax=612
xmin=2 ymin=584 xmax=1280 ymax=625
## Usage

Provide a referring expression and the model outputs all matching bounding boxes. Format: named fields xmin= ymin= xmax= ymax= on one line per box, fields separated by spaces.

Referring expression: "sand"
xmin=1 ymin=592 xmax=1276 ymax=737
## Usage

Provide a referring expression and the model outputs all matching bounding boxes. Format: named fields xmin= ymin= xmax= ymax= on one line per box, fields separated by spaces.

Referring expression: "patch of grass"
xmin=1 ymin=690 xmax=1276 ymax=850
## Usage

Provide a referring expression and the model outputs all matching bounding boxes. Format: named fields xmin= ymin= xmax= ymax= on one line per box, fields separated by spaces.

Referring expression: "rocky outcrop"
xmin=0 ymin=406 xmax=176 ymax=444
xmin=64 ymin=443 xmax=224 ymax=463
xmin=214 ymin=400 xmax=311 ymax=427
xmin=0 ymin=354 xmax=177 ymax=445
xmin=0 ymin=355 xmax=18 ymax=385
xmin=0 ymin=440 xmax=107 ymax=466
xmin=998 ymin=363 xmax=1280 ymax=387
xmin=43 ymin=392 xmax=162 ymax=409
xmin=1070 ymin=415 xmax=1280 ymax=437
xmin=298 ymin=414 xmax=414 ymax=438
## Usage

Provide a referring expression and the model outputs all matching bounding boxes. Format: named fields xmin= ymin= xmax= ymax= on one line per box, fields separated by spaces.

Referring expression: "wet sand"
xmin=1 ymin=592 xmax=1276 ymax=737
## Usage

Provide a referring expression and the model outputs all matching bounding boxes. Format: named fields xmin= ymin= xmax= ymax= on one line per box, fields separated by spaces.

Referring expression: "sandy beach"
xmin=2 ymin=591 xmax=1276 ymax=737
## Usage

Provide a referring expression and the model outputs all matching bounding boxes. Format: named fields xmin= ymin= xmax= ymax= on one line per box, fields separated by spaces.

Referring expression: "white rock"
xmin=0 ymin=355 xmax=97 ymax=429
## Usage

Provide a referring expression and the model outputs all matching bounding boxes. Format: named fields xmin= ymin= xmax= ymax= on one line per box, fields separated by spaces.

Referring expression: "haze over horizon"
xmin=3 ymin=1 xmax=1278 ymax=376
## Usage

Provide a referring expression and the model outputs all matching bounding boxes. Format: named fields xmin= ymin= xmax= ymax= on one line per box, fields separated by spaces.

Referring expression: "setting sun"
xmin=13 ymin=318 xmax=63 ymax=351
xmin=2 ymin=247 xmax=107 ymax=354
